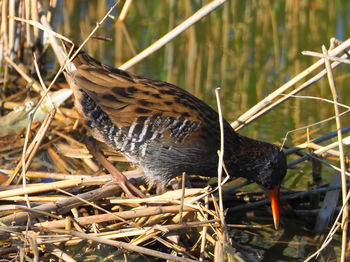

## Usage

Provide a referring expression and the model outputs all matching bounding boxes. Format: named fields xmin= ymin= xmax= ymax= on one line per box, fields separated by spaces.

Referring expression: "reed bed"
xmin=0 ymin=0 xmax=349 ymax=261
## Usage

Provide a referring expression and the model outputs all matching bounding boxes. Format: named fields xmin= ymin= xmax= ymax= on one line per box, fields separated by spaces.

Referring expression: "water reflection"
xmin=55 ymin=0 xmax=350 ymax=138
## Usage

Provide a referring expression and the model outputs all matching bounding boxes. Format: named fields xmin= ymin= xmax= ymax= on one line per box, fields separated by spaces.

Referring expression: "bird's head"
xmin=254 ymin=146 xmax=287 ymax=230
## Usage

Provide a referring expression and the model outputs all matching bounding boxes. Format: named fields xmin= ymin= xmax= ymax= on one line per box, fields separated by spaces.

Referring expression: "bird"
xmin=62 ymin=39 xmax=287 ymax=229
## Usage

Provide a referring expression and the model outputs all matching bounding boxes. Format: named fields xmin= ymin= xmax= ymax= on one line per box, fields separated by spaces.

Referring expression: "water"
xmin=54 ymin=0 xmax=350 ymax=138
xmin=49 ymin=0 xmax=350 ymax=260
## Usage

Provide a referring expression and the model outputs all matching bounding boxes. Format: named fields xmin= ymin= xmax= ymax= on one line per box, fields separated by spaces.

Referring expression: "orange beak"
xmin=268 ymin=186 xmax=280 ymax=230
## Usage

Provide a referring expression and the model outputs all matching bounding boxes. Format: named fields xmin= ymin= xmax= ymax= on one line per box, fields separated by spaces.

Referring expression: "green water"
xmin=50 ymin=0 xmax=349 ymax=260
xmin=56 ymin=0 xmax=350 ymax=139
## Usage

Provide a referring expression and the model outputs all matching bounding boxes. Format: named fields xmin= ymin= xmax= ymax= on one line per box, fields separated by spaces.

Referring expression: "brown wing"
xmin=63 ymin=40 xmax=222 ymax=145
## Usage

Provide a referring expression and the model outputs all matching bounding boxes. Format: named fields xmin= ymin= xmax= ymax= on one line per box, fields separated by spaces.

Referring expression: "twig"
xmin=19 ymin=53 xmax=56 ymax=210
xmin=282 ymin=110 xmax=350 ymax=150
xmin=21 ymin=105 xmax=34 ymax=210
xmin=61 ymin=1 xmax=120 ymax=64
xmin=214 ymin=87 xmax=229 ymax=261
xmin=215 ymin=88 xmax=225 ymax=227
xmin=280 ymin=94 xmax=350 ymax=110
xmin=9 ymin=16 xmax=71 ymax=43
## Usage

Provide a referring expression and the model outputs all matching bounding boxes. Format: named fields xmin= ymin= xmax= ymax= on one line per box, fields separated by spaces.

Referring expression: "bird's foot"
xmin=85 ymin=136 xmax=145 ymax=198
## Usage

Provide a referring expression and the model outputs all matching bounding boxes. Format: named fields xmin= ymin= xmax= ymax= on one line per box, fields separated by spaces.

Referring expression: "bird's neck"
xmin=224 ymin=133 xmax=277 ymax=180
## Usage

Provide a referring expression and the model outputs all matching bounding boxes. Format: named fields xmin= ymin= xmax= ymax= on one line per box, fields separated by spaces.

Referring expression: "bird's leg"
xmin=85 ymin=136 xmax=145 ymax=198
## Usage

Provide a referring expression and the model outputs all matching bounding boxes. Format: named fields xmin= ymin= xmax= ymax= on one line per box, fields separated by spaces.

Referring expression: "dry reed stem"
xmin=282 ymin=94 xmax=350 ymax=111
xmin=9 ymin=16 xmax=71 ymax=45
xmin=179 ymin=172 xmax=186 ymax=224
xmin=236 ymin=51 xmax=350 ymax=134
xmin=280 ymin=93 xmax=350 ymax=149
xmin=1 ymin=0 xmax=9 ymax=58
xmin=119 ymin=0 xmax=227 ymax=70
xmin=62 ymin=230 xmax=199 ymax=262
xmin=21 ymin=103 xmax=44 ymax=209
xmin=308 ymin=155 xmax=349 ymax=178
xmin=34 ymin=205 xmax=198 ymax=229
xmin=94 ymin=220 xmax=219 ymax=241
xmin=42 ymin=244 xmax=76 ymax=262
xmin=119 ymin=23 xmax=137 ymax=55
xmin=296 ymin=142 xmax=342 ymax=157
xmin=37 ymin=1 xmax=66 ymax=65
xmin=110 ymin=188 xmax=205 ymax=205
xmin=54 ymin=187 xmax=140 ymax=228
xmin=0 ymin=175 xmax=113 ymax=199
xmin=287 ymin=136 xmax=350 ymax=169
xmin=0 ymin=184 xmax=120 ymax=225
xmin=19 ymin=54 xmax=57 ymax=211
xmin=199 ymin=194 xmax=209 ymax=261
xmin=231 ymin=37 xmax=350 ymax=130
xmin=4 ymin=55 xmax=43 ymax=94
xmin=285 ymin=126 xmax=350 ymax=155
xmin=116 ymin=0 xmax=132 ymax=23
xmin=46 ymin=0 xmax=57 ymax=24
xmin=215 ymin=88 xmax=225 ymax=225
xmin=0 ymin=169 xmax=92 ymax=180
xmin=8 ymin=0 xmax=15 ymax=56
xmin=322 ymin=45 xmax=348 ymax=262
xmin=2 ymin=1 xmax=120 ymax=187
xmin=4 ymin=109 xmax=56 ymax=185
xmin=30 ymin=0 xmax=39 ymax=39
xmin=0 ymin=195 xmax=68 ymax=202
xmin=59 ymin=1 xmax=120 ymax=66
xmin=302 ymin=50 xmax=350 ymax=64
xmin=214 ymin=86 xmax=230 ymax=257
